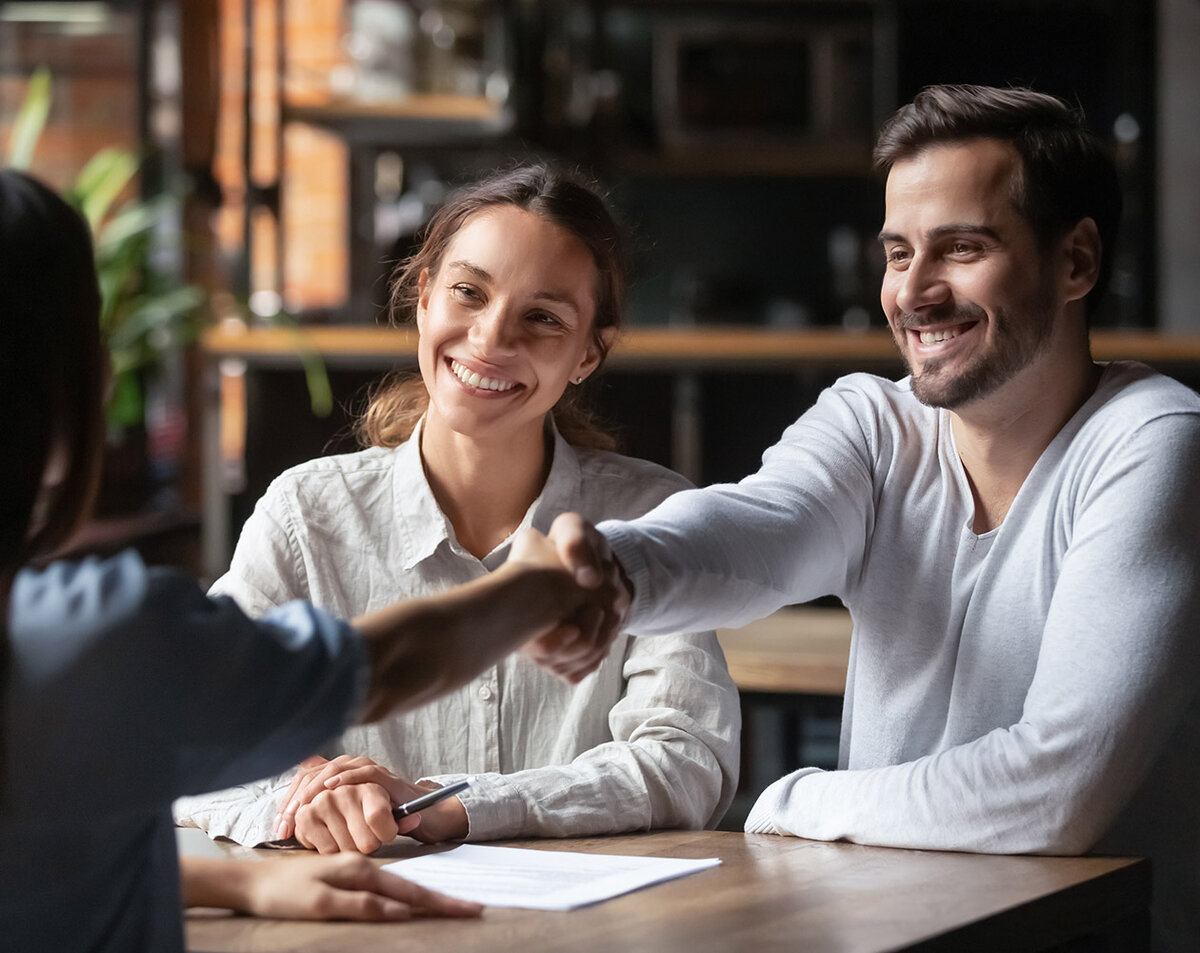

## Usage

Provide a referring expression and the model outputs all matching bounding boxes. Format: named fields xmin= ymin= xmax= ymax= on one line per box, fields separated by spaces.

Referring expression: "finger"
xmin=274 ymin=757 xmax=330 ymax=840
xmin=294 ymin=810 xmax=336 ymax=854
xmin=277 ymin=757 xmax=328 ymax=819
xmin=360 ymin=785 xmax=402 ymax=849
xmin=293 ymin=756 xmax=370 ymax=809
xmin=297 ymin=796 xmax=362 ymax=855
xmin=323 ymin=764 xmax=398 ymax=792
xmin=548 ymin=513 xmax=605 ymax=586
xmin=369 ymin=869 xmax=483 ymax=918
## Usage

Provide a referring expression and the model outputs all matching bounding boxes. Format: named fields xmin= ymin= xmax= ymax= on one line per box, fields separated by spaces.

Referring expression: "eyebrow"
xmin=877 ymin=224 xmax=1003 ymax=244
xmin=444 ymin=259 xmax=585 ymax=316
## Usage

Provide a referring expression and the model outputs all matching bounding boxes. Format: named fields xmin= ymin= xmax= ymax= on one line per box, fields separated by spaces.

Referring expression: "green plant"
xmin=6 ymin=67 xmax=333 ymax=427
xmin=6 ymin=67 xmax=206 ymax=432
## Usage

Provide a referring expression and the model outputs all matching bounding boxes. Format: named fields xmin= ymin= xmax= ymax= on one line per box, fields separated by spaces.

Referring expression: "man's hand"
xmin=515 ymin=514 xmax=632 ymax=682
xmin=182 ymin=854 xmax=482 ymax=920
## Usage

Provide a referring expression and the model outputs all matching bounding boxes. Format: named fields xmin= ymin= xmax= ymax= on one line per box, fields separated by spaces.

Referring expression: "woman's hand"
xmin=182 ymin=854 xmax=482 ymax=921
xmin=275 ymin=755 xmax=467 ymax=849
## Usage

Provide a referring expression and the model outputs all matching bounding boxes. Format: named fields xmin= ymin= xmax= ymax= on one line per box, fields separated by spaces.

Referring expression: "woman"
xmin=0 ymin=167 xmax=612 ymax=950
xmin=176 ymin=164 xmax=740 ymax=853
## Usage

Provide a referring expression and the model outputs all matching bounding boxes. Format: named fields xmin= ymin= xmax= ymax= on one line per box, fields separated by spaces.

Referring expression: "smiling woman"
xmin=174 ymin=162 xmax=740 ymax=855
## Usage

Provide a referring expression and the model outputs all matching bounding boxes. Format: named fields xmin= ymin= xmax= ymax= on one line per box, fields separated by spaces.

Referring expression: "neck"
xmin=950 ymin=344 xmax=1100 ymax=534
xmin=419 ymin=417 xmax=552 ymax=560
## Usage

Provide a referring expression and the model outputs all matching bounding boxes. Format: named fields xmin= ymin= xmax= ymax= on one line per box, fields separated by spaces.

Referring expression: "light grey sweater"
xmin=602 ymin=362 xmax=1200 ymax=953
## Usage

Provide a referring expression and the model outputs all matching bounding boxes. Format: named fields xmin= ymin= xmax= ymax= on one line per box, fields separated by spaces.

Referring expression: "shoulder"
xmin=8 ymin=552 xmax=206 ymax=671
xmin=1088 ymin=361 xmax=1200 ymax=424
xmin=11 ymin=551 xmax=151 ymax=641
xmin=257 ymin=445 xmax=401 ymax=511
xmin=569 ymin=446 xmax=696 ymax=517
xmin=269 ymin=444 xmax=398 ymax=488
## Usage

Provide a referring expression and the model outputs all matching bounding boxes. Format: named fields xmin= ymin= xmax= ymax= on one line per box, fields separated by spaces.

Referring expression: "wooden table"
xmin=185 ymin=830 xmax=1149 ymax=953
xmin=717 ymin=606 xmax=852 ymax=695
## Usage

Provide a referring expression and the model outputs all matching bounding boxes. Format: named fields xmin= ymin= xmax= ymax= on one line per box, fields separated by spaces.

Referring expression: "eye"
xmin=449 ymin=283 xmax=483 ymax=303
xmin=884 ymin=246 xmax=911 ymax=267
xmin=527 ymin=310 xmax=567 ymax=330
xmin=949 ymin=241 xmax=980 ymax=258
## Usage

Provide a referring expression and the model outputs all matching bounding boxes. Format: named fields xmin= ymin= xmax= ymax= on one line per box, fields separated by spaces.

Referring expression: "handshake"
xmin=355 ymin=513 xmax=630 ymax=724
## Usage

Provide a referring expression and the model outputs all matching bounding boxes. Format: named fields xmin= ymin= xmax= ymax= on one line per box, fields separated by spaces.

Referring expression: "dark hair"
xmin=356 ymin=162 xmax=625 ymax=451
xmin=1 ymin=169 xmax=104 ymax=800
xmin=873 ymin=84 xmax=1121 ymax=317
xmin=0 ymin=169 xmax=105 ymax=580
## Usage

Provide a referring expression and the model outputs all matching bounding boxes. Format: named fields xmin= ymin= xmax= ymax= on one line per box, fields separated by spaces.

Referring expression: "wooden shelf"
xmin=202 ymin=323 xmax=1200 ymax=372
xmin=282 ymin=94 xmax=510 ymax=146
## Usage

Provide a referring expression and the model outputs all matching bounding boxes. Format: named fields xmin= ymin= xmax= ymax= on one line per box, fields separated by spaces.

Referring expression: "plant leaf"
xmin=71 ymin=148 xmax=139 ymax=230
xmin=5 ymin=67 xmax=52 ymax=170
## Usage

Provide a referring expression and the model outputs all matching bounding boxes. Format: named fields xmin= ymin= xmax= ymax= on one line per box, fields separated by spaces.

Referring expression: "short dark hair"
xmin=873 ymin=84 xmax=1121 ymax=316
xmin=0 ymin=169 xmax=105 ymax=573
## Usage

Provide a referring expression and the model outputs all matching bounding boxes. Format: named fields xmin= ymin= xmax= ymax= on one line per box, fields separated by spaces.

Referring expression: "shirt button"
xmin=478 ymin=685 xmax=493 ymax=701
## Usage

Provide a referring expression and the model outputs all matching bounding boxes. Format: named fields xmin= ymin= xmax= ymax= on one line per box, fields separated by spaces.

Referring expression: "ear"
xmin=415 ymin=268 xmax=432 ymax=326
xmin=575 ymin=325 xmax=617 ymax=382
xmin=1062 ymin=217 xmax=1102 ymax=305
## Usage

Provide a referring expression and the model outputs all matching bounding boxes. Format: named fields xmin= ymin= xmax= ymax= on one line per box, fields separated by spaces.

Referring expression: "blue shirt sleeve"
xmin=5 ymin=551 xmax=366 ymax=820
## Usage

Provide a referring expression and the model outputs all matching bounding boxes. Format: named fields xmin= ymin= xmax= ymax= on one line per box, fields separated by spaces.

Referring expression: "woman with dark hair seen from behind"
xmin=0 ymin=167 xmax=616 ymax=951
xmin=177 ymin=163 xmax=740 ymax=853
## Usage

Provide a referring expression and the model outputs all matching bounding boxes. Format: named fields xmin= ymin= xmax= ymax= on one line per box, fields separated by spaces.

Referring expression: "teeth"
xmin=919 ymin=327 xmax=961 ymax=344
xmin=450 ymin=359 xmax=516 ymax=392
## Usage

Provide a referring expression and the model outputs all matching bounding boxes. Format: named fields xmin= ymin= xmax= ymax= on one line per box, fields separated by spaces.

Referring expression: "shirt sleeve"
xmin=8 ymin=555 xmax=366 ymax=821
xmin=423 ymin=631 xmax=742 ymax=840
xmin=175 ymin=481 xmax=321 ymax=845
xmin=602 ymin=381 xmax=877 ymax=636
xmin=746 ymin=413 xmax=1200 ymax=855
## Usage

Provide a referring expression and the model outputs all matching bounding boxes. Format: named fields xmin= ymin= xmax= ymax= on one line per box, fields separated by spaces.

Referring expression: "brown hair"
xmin=873 ymin=84 xmax=1121 ymax=318
xmin=355 ymin=163 xmax=625 ymax=451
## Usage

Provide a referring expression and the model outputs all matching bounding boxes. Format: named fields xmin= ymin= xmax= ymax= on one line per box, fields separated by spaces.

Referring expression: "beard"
xmin=894 ymin=280 xmax=1058 ymax=410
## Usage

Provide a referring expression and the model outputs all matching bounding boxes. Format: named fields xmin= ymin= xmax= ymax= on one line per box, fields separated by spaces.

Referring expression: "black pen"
xmin=392 ymin=778 xmax=472 ymax=820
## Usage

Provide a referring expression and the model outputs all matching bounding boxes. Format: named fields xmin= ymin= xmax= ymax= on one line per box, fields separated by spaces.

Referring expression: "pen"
xmin=392 ymin=778 xmax=472 ymax=820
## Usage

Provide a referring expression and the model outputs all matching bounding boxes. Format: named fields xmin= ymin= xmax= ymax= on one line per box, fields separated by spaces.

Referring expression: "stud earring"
xmin=575 ymin=376 xmax=585 ymax=385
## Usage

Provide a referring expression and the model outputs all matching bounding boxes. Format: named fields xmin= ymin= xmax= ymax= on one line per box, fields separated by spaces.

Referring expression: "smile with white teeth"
xmin=918 ymin=326 xmax=968 ymax=345
xmin=449 ymin=359 xmax=517 ymax=392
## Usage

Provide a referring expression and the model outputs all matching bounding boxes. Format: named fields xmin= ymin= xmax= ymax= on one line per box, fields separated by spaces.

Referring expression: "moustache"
xmin=890 ymin=302 xmax=986 ymax=332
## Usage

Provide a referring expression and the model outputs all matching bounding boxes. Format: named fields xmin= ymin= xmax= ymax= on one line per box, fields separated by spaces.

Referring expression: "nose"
xmin=467 ymin=301 xmax=518 ymax=356
xmin=891 ymin=254 xmax=950 ymax=317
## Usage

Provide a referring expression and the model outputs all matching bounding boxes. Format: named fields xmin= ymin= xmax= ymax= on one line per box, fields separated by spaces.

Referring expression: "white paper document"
xmin=382 ymin=844 xmax=721 ymax=910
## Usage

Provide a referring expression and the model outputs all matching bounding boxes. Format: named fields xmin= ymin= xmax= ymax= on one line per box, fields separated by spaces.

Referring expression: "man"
xmin=536 ymin=85 xmax=1200 ymax=952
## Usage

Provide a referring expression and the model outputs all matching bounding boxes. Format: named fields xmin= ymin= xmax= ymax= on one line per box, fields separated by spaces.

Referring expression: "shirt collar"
xmin=391 ymin=416 xmax=586 ymax=572
xmin=391 ymin=416 xmax=454 ymax=572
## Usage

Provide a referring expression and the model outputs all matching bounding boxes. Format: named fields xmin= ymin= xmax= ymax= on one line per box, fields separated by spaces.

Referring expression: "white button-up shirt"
xmin=175 ymin=420 xmax=740 ymax=845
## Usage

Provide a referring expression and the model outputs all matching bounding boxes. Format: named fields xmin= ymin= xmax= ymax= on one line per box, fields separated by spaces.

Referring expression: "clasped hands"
xmin=279 ymin=514 xmax=628 ymax=852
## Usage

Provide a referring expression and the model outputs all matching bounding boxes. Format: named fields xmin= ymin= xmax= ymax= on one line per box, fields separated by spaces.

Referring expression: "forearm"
xmin=354 ymin=561 xmax=586 ymax=722
xmin=181 ymin=856 xmax=255 ymax=911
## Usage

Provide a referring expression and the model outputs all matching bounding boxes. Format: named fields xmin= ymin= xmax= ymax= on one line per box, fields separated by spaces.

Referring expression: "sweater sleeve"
xmin=603 ymin=381 xmax=877 ymax=635
xmin=747 ymin=413 xmax=1200 ymax=855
